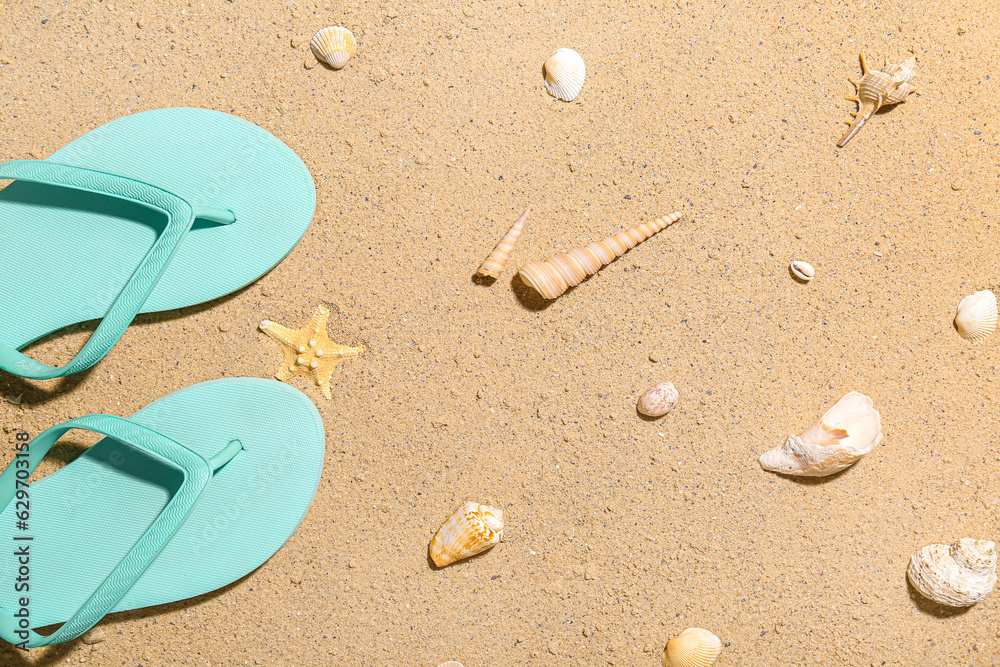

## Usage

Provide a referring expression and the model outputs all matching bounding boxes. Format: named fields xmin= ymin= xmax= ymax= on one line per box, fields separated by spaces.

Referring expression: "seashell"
xmin=543 ymin=48 xmax=586 ymax=102
xmin=759 ymin=391 xmax=882 ymax=477
xmin=954 ymin=290 xmax=998 ymax=342
xmin=310 ymin=26 xmax=357 ymax=69
xmin=662 ymin=628 xmax=723 ymax=667
xmin=428 ymin=501 xmax=504 ymax=567
xmin=838 ymin=52 xmax=917 ymax=147
xmin=637 ymin=382 xmax=679 ymax=418
xmin=907 ymin=538 xmax=997 ymax=607
xmin=517 ymin=212 xmax=682 ymax=300
xmin=789 ymin=260 xmax=815 ymax=282
xmin=437 ymin=663 xmax=465 ymax=667
xmin=476 ymin=208 xmax=530 ymax=279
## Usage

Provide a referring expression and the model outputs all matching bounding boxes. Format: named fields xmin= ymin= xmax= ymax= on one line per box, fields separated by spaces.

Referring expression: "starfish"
xmin=259 ymin=304 xmax=363 ymax=399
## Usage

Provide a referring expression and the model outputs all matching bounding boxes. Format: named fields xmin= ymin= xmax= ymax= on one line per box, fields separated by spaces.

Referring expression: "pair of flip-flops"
xmin=0 ymin=108 xmax=325 ymax=647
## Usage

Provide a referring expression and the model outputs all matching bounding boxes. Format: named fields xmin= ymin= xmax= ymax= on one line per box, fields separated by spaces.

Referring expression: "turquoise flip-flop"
xmin=0 ymin=378 xmax=325 ymax=647
xmin=0 ymin=108 xmax=316 ymax=380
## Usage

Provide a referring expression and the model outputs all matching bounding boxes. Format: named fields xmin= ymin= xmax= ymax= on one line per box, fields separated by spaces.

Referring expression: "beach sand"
xmin=2 ymin=0 xmax=999 ymax=664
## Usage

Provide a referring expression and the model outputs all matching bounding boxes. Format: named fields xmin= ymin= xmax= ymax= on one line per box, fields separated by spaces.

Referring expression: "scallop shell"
xmin=954 ymin=290 xmax=998 ymax=342
xmin=838 ymin=52 xmax=917 ymax=147
xmin=637 ymin=382 xmax=679 ymax=418
xmin=310 ymin=26 xmax=357 ymax=69
xmin=517 ymin=212 xmax=682 ymax=299
xmin=907 ymin=538 xmax=997 ymax=607
xmin=790 ymin=260 xmax=815 ymax=282
xmin=428 ymin=501 xmax=504 ymax=567
xmin=476 ymin=208 xmax=529 ymax=279
xmin=662 ymin=628 xmax=723 ymax=667
xmin=543 ymin=48 xmax=586 ymax=102
xmin=759 ymin=391 xmax=882 ymax=477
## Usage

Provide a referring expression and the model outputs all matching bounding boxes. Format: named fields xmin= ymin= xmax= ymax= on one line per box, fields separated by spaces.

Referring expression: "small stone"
xmin=304 ymin=59 xmax=316 ymax=70
xmin=82 ymin=628 xmax=106 ymax=644
xmin=951 ymin=179 xmax=965 ymax=191
xmin=648 ymin=353 xmax=660 ymax=363
xmin=548 ymin=641 xmax=559 ymax=655
xmin=218 ymin=322 xmax=231 ymax=332
xmin=348 ymin=559 xmax=358 ymax=568
xmin=291 ymin=37 xmax=300 ymax=48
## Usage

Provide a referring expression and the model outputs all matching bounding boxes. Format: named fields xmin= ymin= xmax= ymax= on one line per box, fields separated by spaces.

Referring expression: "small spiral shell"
xmin=517 ymin=212 xmax=682 ymax=299
xmin=476 ymin=208 xmax=530 ymax=279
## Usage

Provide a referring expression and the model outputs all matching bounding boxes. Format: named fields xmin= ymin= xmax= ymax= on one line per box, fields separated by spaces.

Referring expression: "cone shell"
xmin=310 ymin=26 xmax=357 ymax=69
xmin=543 ymin=48 xmax=586 ymax=102
xmin=637 ymin=382 xmax=679 ymax=417
xmin=662 ymin=628 xmax=723 ymax=667
xmin=954 ymin=290 xmax=998 ymax=342
xmin=476 ymin=208 xmax=529 ymax=279
xmin=429 ymin=501 xmax=504 ymax=567
xmin=907 ymin=538 xmax=997 ymax=607
xmin=517 ymin=212 xmax=681 ymax=299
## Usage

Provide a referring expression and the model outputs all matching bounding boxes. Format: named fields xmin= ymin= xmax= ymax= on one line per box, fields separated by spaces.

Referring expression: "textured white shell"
xmin=428 ymin=501 xmax=504 ymax=567
xmin=543 ymin=48 xmax=586 ymax=101
xmin=907 ymin=538 xmax=997 ymax=607
xmin=662 ymin=628 xmax=723 ymax=667
xmin=955 ymin=290 xmax=998 ymax=342
xmin=790 ymin=260 xmax=815 ymax=282
xmin=759 ymin=391 xmax=882 ymax=476
xmin=310 ymin=26 xmax=357 ymax=69
xmin=637 ymin=382 xmax=679 ymax=417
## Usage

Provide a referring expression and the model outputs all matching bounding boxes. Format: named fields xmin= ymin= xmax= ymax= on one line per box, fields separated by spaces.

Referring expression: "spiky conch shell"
xmin=476 ymin=208 xmax=530 ymax=279
xmin=662 ymin=628 xmax=723 ymax=667
xmin=838 ymin=52 xmax=917 ymax=147
xmin=428 ymin=501 xmax=504 ymax=567
xmin=954 ymin=290 xmax=998 ymax=342
xmin=516 ymin=212 xmax=682 ymax=299
xmin=310 ymin=26 xmax=357 ymax=69
xmin=543 ymin=48 xmax=586 ymax=102
xmin=907 ymin=538 xmax=997 ymax=607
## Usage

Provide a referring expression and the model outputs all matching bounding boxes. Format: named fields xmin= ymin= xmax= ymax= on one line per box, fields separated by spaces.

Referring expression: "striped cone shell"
xmin=517 ymin=212 xmax=681 ymax=299
xmin=428 ymin=501 xmax=504 ymax=567
xmin=476 ymin=208 xmax=530 ymax=279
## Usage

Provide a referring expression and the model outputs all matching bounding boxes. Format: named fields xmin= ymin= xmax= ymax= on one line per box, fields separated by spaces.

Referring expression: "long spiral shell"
xmin=517 ymin=211 xmax=681 ymax=299
xmin=476 ymin=208 xmax=529 ymax=279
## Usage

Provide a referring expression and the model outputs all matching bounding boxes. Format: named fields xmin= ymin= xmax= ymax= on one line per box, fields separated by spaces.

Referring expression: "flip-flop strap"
xmin=0 ymin=414 xmax=212 ymax=647
xmin=0 ymin=160 xmax=233 ymax=380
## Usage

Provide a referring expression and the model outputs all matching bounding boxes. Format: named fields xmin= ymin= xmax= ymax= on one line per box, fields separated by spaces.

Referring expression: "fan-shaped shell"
xmin=543 ymin=48 xmax=586 ymax=102
xmin=637 ymin=382 xmax=679 ymax=417
xmin=662 ymin=628 xmax=723 ymax=667
xmin=954 ymin=290 xmax=998 ymax=342
xmin=310 ymin=26 xmax=357 ymax=69
xmin=428 ymin=501 xmax=504 ymax=567
xmin=907 ymin=538 xmax=997 ymax=607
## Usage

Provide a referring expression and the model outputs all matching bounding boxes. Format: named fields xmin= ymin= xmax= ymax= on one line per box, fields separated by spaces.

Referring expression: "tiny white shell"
xmin=310 ymin=26 xmax=357 ymax=69
xmin=543 ymin=48 xmax=586 ymax=102
xmin=662 ymin=628 xmax=723 ymax=667
xmin=637 ymin=382 xmax=679 ymax=418
xmin=907 ymin=538 xmax=997 ymax=607
xmin=954 ymin=289 xmax=998 ymax=342
xmin=790 ymin=260 xmax=815 ymax=282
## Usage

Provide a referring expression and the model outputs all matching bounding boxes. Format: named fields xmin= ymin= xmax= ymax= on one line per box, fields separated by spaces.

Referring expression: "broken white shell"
xmin=543 ymin=48 xmax=586 ymax=102
xmin=954 ymin=290 xmax=998 ymax=342
xmin=759 ymin=391 xmax=882 ymax=477
xmin=637 ymin=382 xmax=679 ymax=417
xmin=428 ymin=501 xmax=504 ymax=567
xmin=662 ymin=628 xmax=723 ymax=667
xmin=310 ymin=26 xmax=357 ymax=69
xmin=907 ymin=538 xmax=997 ymax=607
xmin=790 ymin=260 xmax=815 ymax=282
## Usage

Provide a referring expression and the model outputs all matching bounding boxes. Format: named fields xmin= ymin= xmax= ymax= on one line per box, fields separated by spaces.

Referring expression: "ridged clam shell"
xmin=662 ymin=628 xmax=723 ymax=667
xmin=310 ymin=26 xmax=357 ymax=69
xmin=429 ymin=501 xmax=504 ymax=567
xmin=637 ymin=382 xmax=679 ymax=418
xmin=543 ymin=48 xmax=586 ymax=102
xmin=476 ymin=208 xmax=529 ymax=279
xmin=907 ymin=538 xmax=997 ymax=607
xmin=954 ymin=290 xmax=998 ymax=342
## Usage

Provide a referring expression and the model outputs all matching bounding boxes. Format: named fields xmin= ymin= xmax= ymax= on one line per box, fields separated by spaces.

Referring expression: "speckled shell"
xmin=838 ymin=53 xmax=917 ymax=147
xmin=310 ymin=26 xmax=357 ymax=69
xmin=517 ymin=212 xmax=682 ymax=299
xmin=637 ymin=382 xmax=679 ymax=417
xmin=907 ymin=538 xmax=997 ymax=607
xmin=476 ymin=208 xmax=529 ymax=279
xmin=955 ymin=290 xmax=998 ymax=342
xmin=759 ymin=391 xmax=882 ymax=477
xmin=543 ymin=48 xmax=586 ymax=102
xmin=429 ymin=501 xmax=504 ymax=567
xmin=662 ymin=628 xmax=723 ymax=667
xmin=790 ymin=260 xmax=815 ymax=282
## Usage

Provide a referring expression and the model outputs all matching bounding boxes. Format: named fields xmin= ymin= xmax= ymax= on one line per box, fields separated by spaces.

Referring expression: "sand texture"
xmin=2 ymin=0 xmax=999 ymax=664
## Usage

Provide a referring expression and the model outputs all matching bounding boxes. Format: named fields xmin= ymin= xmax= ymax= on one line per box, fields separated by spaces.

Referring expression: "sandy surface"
xmin=2 ymin=0 xmax=999 ymax=664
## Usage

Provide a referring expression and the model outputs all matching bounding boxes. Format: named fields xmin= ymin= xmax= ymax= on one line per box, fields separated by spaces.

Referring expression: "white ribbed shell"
xmin=955 ymin=290 xmax=998 ymax=342
xmin=310 ymin=26 xmax=357 ymax=69
xmin=543 ymin=48 xmax=586 ymax=101
xmin=662 ymin=628 xmax=723 ymax=667
xmin=908 ymin=538 xmax=997 ymax=607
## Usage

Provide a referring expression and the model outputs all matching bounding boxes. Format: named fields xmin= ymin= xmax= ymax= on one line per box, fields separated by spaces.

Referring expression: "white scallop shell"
xmin=637 ymin=382 xmax=679 ymax=417
xmin=662 ymin=628 xmax=723 ymax=667
xmin=310 ymin=26 xmax=357 ymax=69
xmin=790 ymin=260 xmax=815 ymax=282
xmin=954 ymin=290 xmax=998 ymax=341
xmin=907 ymin=538 xmax=997 ymax=607
xmin=543 ymin=48 xmax=586 ymax=102
xmin=428 ymin=501 xmax=503 ymax=567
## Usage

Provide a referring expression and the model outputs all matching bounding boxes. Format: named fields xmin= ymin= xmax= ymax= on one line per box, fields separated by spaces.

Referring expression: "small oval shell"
xmin=476 ymin=208 xmax=529 ymax=279
xmin=954 ymin=290 xmax=998 ymax=342
xmin=310 ymin=26 xmax=357 ymax=69
xmin=429 ymin=501 xmax=504 ymax=567
xmin=662 ymin=628 xmax=723 ymax=667
xmin=637 ymin=382 xmax=679 ymax=417
xmin=907 ymin=538 xmax=997 ymax=607
xmin=543 ymin=48 xmax=586 ymax=102
xmin=790 ymin=260 xmax=815 ymax=282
